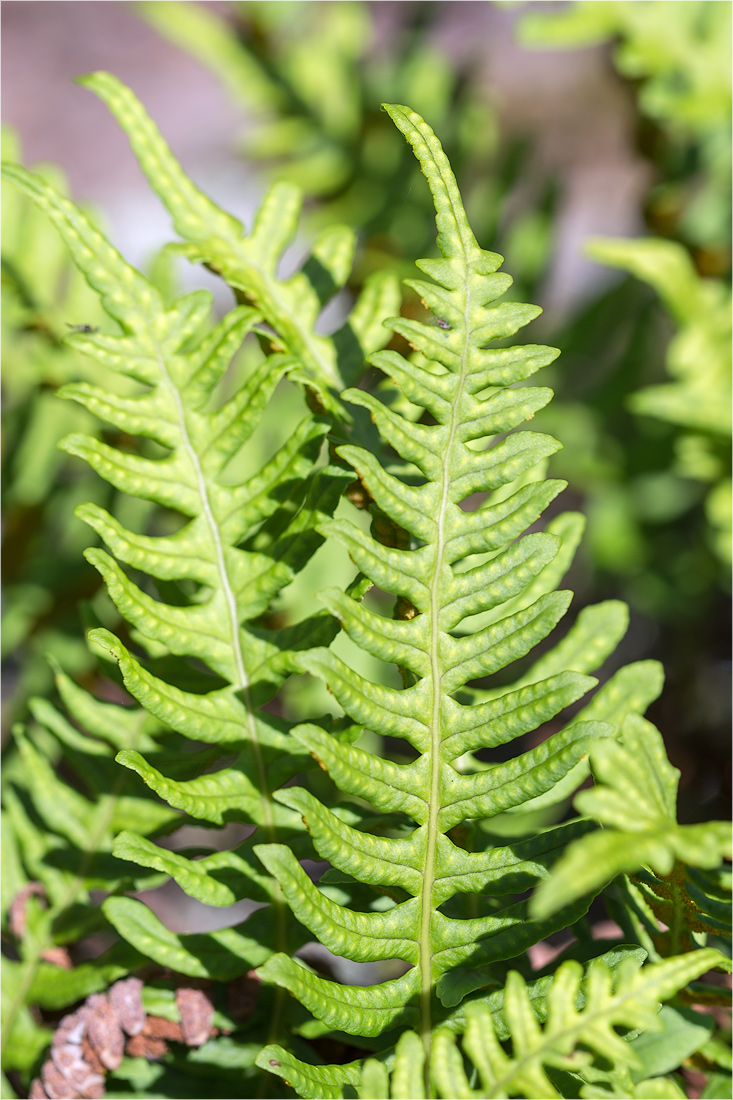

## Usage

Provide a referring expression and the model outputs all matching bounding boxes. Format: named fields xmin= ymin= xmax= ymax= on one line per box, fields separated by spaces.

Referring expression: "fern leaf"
xmin=429 ymin=949 xmax=728 ymax=1099
xmin=587 ymin=236 xmax=731 ymax=438
xmin=1 ymin=154 xmax=349 ymax=1090
xmin=75 ymin=71 xmax=400 ymax=405
xmin=255 ymin=1046 xmax=363 ymax=1100
xmin=111 ymin=831 xmax=274 ymax=907
xmin=259 ymin=945 xmax=714 ymax=1099
xmin=102 ymin=896 xmax=308 ymax=981
xmin=258 ymin=956 xmax=420 ymax=1038
xmin=0 ymin=159 xmax=336 ymax=821
xmin=531 ymin=715 xmax=732 ymax=923
xmin=586 ymin=234 xmax=732 ymax=564
xmin=255 ymin=103 xmax=633 ymax=1079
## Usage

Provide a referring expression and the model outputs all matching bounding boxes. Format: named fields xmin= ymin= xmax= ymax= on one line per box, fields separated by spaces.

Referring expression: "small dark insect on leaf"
xmin=436 ymin=317 xmax=450 ymax=330
xmin=66 ymin=322 xmax=98 ymax=333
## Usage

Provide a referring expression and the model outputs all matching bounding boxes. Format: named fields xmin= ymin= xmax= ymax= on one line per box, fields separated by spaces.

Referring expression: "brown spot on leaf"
xmin=346 ymin=479 xmax=373 ymax=510
xmin=394 ymin=596 xmax=419 ymax=620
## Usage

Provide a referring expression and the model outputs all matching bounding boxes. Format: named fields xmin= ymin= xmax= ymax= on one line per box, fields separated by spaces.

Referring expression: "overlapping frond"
xmin=586 ymin=235 xmax=732 ymax=566
xmin=75 ymin=71 xmax=400 ymax=411
xmin=1 ymin=129 xmax=124 ymax=729
xmin=0 ymin=161 xmax=352 ymax=1085
xmin=255 ymin=105 xmax=648 ymax=1084
xmin=531 ymin=715 xmax=732 ymax=936
xmin=256 ymin=946 xmax=728 ymax=1099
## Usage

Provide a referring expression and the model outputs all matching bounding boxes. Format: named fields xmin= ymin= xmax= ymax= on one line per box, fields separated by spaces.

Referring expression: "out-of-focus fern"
xmin=137 ymin=0 xmax=555 ymax=295
xmin=251 ymin=104 xmax=674 ymax=1094
xmin=517 ymin=0 xmax=732 ymax=257
xmin=1 ymin=671 xmax=175 ymax=1086
xmin=586 ymin=236 xmax=732 ymax=565
xmin=1 ymin=127 xmax=120 ymax=720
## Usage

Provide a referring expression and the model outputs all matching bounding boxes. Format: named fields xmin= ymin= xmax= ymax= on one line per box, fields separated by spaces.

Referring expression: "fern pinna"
xmin=0 ymin=154 xmax=357 ymax=1095
xmin=252 ymin=105 xmax=649 ymax=1093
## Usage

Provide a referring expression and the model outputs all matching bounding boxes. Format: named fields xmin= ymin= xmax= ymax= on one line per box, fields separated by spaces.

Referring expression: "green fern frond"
xmin=531 ymin=715 xmax=732 ymax=928
xmin=427 ymin=949 xmax=726 ymax=1099
xmin=586 ymin=235 xmax=732 ymax=564
xmin=1 ymin=130 xmax=130 ymax=727
xmin=0 ymin=158 xmax=339 ymax=770
xmin=0 ymin=159 xmax=349 ymax=1082
xmin=586 ymin=237 xmax=731 ymax=439
xmin=518 ymin=1 xmax=732 ymax=139
xmin=254 ymin=104 xmax=638 ymax=1080
xmin=255 ymin=1049 xmax=364 ymax=1100
xmin=73 ymin=71 xmax=400 ymax=409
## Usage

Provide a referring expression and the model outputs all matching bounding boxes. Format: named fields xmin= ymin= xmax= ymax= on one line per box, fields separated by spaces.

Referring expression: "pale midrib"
xmin=419 ymin=273 xmax=473 ymax=1087
xmin=158 ymin=345 xmax=288 ymax=1070
xmin=155 ymin=348 xmax=276 ymax=840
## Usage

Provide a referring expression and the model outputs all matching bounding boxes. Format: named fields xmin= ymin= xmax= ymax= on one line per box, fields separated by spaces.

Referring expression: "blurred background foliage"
xmin=517 ymin=0 xmax=732 ymax=262
xmin=2 ymin=0 xmax=730 ymax=826
xmin=138 ymin=0 xmax=558 ymax=296
xmin=1 ymin=128 xmax=120 ymax=717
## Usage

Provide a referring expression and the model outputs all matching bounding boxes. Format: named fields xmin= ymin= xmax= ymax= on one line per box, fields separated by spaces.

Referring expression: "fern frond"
xmin=531 ymin=715 xmax=732 ymax=950
xmin=428 ymin=948 xmax=728 ymax=1100
xmin=255 ymin=1048 xmax=364 ymax=1100
xmin=586 ymin=235 xmax=732 ymax=564
xmin=74 ymin=71 xmax=400 ymax=409
xmin=255 ymin=105 xmax=639 ymax=1079
xmin=1 ymin=130 xmax=127 ymax=724
xmin=586 ymin=237 xmax=731 ymax=438
xmin=1 ymin=157 xmax=350 ymax=1090
xmin=0 ymin=158 xmax=338 ymax=798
